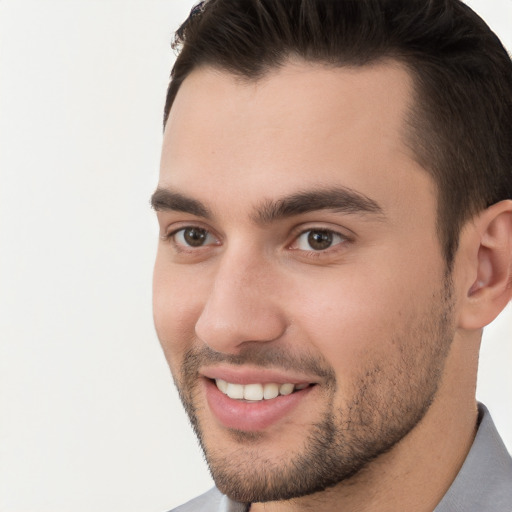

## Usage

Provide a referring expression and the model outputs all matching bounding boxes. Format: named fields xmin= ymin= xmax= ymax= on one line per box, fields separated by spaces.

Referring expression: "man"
xmin=151 ymin=0 xmax=512 ymax=510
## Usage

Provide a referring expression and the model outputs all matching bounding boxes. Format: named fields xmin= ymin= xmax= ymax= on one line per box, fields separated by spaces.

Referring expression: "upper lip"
xmin=200 ymin=365 xmax=318 ymax=385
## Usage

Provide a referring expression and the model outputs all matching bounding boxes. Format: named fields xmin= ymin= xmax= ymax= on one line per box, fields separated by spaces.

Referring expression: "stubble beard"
xmin=172 ymin=280 xmax=455 ymax=504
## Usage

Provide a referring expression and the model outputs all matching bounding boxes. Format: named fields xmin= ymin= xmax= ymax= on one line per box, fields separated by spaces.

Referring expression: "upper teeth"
xmin=215 ymin=379 xmax=309 ymax=401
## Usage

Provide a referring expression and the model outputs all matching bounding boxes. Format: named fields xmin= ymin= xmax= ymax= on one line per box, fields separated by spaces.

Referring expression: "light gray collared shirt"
xmin=170 ymin=404 xmax=512 ymax=512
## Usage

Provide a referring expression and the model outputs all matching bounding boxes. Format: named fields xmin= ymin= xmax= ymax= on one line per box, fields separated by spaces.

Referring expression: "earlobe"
xmin=458 ymin=200 xmax=512 ymax=330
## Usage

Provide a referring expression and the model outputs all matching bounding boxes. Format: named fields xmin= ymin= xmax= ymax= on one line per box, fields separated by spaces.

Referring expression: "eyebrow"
xmin=150 ymin=186 xmax=384 ymax=223
xmin=253 ymin=187 xmax=384 ymax=224
xmin=151 ymin=188 xmax=211 ymax=218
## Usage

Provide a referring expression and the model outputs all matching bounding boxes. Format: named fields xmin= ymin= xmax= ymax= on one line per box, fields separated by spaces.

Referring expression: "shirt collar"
xmin=434 ymin=403 xmax=512 ymax=511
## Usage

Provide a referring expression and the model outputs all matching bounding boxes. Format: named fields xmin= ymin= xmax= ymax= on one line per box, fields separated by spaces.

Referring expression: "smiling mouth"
xmin=214 ymin=379 xmax=313 ymax=402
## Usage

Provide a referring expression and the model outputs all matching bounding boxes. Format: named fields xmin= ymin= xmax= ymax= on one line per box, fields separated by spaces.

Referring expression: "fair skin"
xmin=153 ymin=61 xmax=512 ymax=511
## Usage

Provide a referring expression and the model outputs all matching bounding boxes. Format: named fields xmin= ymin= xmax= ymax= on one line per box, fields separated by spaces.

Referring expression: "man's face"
xmin=153 ymin=62 xmax=455 ymax=502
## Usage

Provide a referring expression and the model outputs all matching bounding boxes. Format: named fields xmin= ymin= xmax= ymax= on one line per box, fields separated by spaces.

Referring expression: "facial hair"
xmin=172 ymin=280 xmax=455 ymax=504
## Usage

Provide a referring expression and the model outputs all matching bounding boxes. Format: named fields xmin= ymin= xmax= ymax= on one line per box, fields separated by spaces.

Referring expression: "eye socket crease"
xmin=170 ymin=226 xmax=219 ymax=248
xmin=161 ymin=223 xmax=352 ymax=264
xmin=291 ymin=229 xmax=347 ymax=252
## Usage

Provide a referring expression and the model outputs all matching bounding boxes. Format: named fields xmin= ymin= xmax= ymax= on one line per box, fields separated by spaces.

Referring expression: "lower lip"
xmin=204 ymin=379 xmax=314 ymax=432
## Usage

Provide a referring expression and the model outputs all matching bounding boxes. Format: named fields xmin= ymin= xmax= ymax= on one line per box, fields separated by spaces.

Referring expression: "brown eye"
xmin=307 ymin=230 xmax=334 ymax=250
xmin=294 ymin=229 xmax=345 ymax=251
xmin=174 ymin=227 xmax=215 ymax=247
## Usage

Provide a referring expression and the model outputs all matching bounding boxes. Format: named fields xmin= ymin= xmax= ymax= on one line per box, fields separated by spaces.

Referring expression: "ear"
xmin=458 ymin=200 xmax=512 ymax=330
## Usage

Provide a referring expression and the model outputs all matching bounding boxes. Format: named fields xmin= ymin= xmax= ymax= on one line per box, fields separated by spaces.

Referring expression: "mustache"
xmin=180 ymin=343 xmax=337 ymax=382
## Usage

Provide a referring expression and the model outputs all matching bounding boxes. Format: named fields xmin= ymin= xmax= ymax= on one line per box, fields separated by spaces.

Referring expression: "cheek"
xmin=152 ymin=255 xmax=204 ymax=369
xmin=290 ymin=264 xmax=436 ymax=377
xmin=294 ymin=289 xmax=391 ymax=380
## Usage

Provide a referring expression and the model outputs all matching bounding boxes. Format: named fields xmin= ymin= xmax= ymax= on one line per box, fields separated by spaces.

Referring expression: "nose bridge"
xmin=194 ymin=243 xmax=286 ymax=352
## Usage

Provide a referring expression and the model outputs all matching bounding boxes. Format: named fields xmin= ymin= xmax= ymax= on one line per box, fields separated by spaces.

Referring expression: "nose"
xmin=194 ymin=248 xmax=287 ymax=354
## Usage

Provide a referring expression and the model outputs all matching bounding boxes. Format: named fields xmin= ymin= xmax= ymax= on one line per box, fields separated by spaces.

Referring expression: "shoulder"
xmin=167 ymin=487 xmax=225 ymax=512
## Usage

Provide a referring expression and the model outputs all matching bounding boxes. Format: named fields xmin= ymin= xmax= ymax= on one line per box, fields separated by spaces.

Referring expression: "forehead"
xmin=160 ymin=60 xmax=434 ymax=221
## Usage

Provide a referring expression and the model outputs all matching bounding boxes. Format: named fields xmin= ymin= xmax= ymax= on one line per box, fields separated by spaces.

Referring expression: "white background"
xmin=0 ymin=1 xmax=510 ymax=511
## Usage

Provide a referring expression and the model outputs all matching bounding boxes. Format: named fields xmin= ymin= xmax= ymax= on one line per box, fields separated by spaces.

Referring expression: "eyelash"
xmin=290 ymin=228 xmax=348 ymax=253
xmin=162 ymin=225 xmax=220 ymax=253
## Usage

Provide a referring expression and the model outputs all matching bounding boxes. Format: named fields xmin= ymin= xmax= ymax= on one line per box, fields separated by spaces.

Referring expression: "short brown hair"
xmin=163 ymin=0 xmax=512 ymax=266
